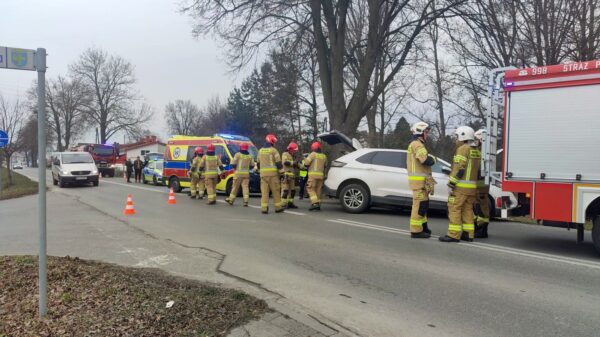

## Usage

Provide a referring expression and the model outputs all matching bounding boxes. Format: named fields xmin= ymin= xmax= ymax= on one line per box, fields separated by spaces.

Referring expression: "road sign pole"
xmin=36 ymin=48 xmax=47 ymax=317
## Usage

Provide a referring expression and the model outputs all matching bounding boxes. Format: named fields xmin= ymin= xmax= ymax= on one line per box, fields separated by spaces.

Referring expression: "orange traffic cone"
xmin=167 ymin=188 xmax=177 ymax=205
xmin=124 ymin=194 xmax=136 ymax=215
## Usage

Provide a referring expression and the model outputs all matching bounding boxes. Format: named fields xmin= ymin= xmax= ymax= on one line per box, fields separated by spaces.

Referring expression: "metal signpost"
xmin=1 ymin=46 xmax=47 ymax=317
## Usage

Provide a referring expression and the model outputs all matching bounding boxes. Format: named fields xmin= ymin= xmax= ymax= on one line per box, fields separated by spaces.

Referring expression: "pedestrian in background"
xmin=298 ymin=153 xmax=308 ymax=200
xmin=134 ymin=156 xmax=144 ymax=183
xmin=125 ymin=158 xmax=134 ymax=183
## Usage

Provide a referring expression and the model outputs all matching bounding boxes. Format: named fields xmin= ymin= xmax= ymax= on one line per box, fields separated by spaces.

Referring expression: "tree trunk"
xmin=431 ymin=19 xmax=446 ymax=138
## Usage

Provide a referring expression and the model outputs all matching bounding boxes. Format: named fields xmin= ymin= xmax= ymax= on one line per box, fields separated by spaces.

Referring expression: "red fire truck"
xmin=484 ymin=60 xmax=600 ymax=254
xmin=71 ymin=143 xmax=120 ymax=177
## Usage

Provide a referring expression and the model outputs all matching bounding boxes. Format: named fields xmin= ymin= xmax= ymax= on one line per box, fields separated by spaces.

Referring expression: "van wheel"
xmin=59 ymin=177 xmax=65 ymax=188
xmin=339 ymin=183 xmax=370 ymax=213
xmin=592 ymin=215 xmax=600 ymax=255
xmin=93 ymin=181 xmax=99 ymax=187
xmin=169 ymin=177 xmax=182 ymax=193
xmin=53 ymin=175 xmax=58 ymax=186
xmin=153 ymin=176 xmax=158 ymax=186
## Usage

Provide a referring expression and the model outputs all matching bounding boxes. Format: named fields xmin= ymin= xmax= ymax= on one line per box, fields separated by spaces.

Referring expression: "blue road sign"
xmin=0 ymin=130 xmax=8 ymax=148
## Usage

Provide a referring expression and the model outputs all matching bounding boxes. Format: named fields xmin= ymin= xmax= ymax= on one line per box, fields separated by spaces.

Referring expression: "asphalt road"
xmin=16 ymin=169 xmax=600 ymax=337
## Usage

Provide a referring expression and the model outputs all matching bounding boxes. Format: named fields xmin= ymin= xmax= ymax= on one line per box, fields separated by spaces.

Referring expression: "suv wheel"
xmin=52 ymin=175 xmax=58 ymax=186
xmin=340 ymin=183 xmax=370 ymax=213
xmin=58 ymin=177 xmax=65 ymax=188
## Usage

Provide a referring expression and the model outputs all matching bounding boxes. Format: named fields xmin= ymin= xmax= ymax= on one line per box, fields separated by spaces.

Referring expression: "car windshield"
xmin=92 ymin=146 xmax=113 ymax=156
xmin=62 ymin=153 xmax=94 ymax=164
xmin=431 ymin=158 xmax=451 ymax=174
xmin=155 ymin=161 xmax=163 ymax=170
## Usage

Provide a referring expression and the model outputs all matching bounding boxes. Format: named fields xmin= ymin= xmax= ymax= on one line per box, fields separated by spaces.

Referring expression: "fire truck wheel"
xmin=592 ymin=215 xmax=600 ymax=255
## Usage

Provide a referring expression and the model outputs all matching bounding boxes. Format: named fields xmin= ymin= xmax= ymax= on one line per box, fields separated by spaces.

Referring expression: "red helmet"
xmin=207 ymin=144 xmax=215 ymax=152
xmin=265 ymin=134 xmax=277 ymax=145
xmin=240 ymin=142 xmax=249 ymax=151
xmin=194 ymin=147 xmax=203 ymax=155
xmin=287 ymin=142 xmax=298 ymax=152
xmin=310 ymin=141 xmax=321 ymax=151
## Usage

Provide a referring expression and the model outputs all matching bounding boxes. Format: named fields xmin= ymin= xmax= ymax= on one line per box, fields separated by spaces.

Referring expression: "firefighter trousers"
xmin=190 ymin=173 xmax=205 ymax=197
xmin=281 ymin=174 xmax=296 ymax=205
xmin=228 ymin=176 xmax=250 ymax=203
xmin=447 ymin=189 xmax=477 ymax=240
xmin=474 ymin=188 xmax=490 ymax=226
xmin=205 ymin=177 xmax=217 ymax=202
xmin=410 ymin=188 xmax=429 ymax=233
xmin=306 ymin=177 xmax=324 ymax=205
xmin=260 ymin=175 xmax=282 ymax=211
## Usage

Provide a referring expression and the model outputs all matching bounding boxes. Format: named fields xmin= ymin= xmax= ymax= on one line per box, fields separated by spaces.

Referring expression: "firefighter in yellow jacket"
xmin=189 ymin=147 xmax=205 ymax=199
xmin=439 ymin=126 xmax=480 ymax=242
xmin=407 ymin=121 xmax=437 ymax=238
xmin=258 ymin=134 xmax=284 ymax=214
xmin=473 ymin=129 xmax=490 ymax=238
xmin=281 ymin=141 xmax=299 ymax=209
xmin=225 ymin=142 xmax=255 ymax=207
xmin=304 ymin=141 xmax=327 ymax=211
xmin=199 ymin=143 xmax=223 ymax=205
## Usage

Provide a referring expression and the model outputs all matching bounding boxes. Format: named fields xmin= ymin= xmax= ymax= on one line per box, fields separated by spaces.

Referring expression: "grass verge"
xmin=0 ymin=167 xmax=38 ymax=200
xmin=0 ymin=256 xmax=268 ymax=337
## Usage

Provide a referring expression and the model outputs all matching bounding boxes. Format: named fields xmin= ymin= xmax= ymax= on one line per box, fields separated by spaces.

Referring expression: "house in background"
xmin=117 ymin=135 xmax=166 ymax=164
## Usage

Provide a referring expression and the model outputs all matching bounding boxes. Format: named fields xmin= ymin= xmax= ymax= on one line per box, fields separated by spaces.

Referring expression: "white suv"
xmin=319 ymin=131 xmax=518 ymax=214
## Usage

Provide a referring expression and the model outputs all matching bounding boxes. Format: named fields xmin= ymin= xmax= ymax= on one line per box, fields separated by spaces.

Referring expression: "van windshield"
xmin=227 ymin=143 xmax=258 ymax=159
xmin=62 ymin=153 xmax=94 ymax=164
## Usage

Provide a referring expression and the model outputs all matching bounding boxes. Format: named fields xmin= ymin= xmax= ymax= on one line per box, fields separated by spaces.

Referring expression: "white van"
xmin=51 ymin=152 xmax=99 ymax=188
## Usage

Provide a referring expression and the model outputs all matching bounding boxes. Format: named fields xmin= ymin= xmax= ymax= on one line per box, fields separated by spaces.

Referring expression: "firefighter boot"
xmin=262 ymin=207 xmax=269 ymax=214
xmin=225 ymin=197 xmax=234 ymax=206
xmin=439 ymin=235 xmax=460 ymax=243
xmin=460 ymin=232 xmax=473 ymax=242
xmin=243 ymin=201 xmax=248 ymax=207
xmin=287 ymin=190 xmax=298 ymax=208
xmin=411 ymin=231 xmax=431 ymax=239
xmin=309 ymin=203 xmax=321 ymax=211
xmin=422 ymin=222 xmax=432 ymax=235
xmin=475 ymin=224 xmax=488 ymax=238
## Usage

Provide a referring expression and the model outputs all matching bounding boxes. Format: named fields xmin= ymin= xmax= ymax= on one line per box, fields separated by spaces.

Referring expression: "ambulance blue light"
xmin=215 ymin=133 xmax=250 ymax=141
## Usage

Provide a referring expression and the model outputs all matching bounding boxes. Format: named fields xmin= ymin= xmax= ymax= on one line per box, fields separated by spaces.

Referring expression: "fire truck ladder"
xmin=483 ymin=67 xmax=515 ymax=217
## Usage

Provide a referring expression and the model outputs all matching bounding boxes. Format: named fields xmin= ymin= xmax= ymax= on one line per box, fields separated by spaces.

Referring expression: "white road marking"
xmin=100 ymin=179 xmax=169 ymax=193
xmin=329 ymin=218 xmax=600 ymax=270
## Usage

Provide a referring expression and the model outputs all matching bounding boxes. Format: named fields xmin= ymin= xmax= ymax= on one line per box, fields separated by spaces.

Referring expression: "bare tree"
xmin=164 ymin=99 xmax=202 ymax=136
xmin=181 ymin=0 xmax=465 ymax=157
xmin=45 ymin=76 xmax=90 ymax=151
xmin=570 ymin=0 xmax=600 ymax=61
xmin=0 ymin=94 xmax=26 ymax=185
xmin=198 ymin=96 xmax=228 ymax=135
xmin=70 ymin=48 xmax=152 ymax=143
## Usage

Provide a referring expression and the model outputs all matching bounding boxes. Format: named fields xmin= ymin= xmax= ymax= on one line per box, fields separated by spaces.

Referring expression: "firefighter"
xmin=225 ymin=142 xmax=255 ymax=207
xmin=298 ymin=153 xmax=308 ymax=200
xmin=304 ymin=141 xmax=327 ymax=211
xmin=439 ymin=126 xmax=481 ymax=242
xmin=188 ymin=147 xmax=205 ymax=199
xmin=407 ymin=121 xmax=436 ymax=239
xmin=281 ymin=141 xmax=299 ymax=209
xmin=474 ymin=129 xmax=490 ymax=238
xmin=199 ymin=144 xmax=223 ymax=205
xmin=257 ymin=134 xmax=284 ymax=214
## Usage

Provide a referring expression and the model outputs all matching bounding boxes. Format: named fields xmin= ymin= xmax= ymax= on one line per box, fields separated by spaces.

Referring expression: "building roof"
xmin=121 ymin=136 xmax=166 ymax=151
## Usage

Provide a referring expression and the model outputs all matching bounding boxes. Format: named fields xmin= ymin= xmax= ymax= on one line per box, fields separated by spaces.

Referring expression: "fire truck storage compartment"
xmin=505 ymin=84 xmax=600 ymax=182
xmin=533 ymin=182 xmax=573 ymax=222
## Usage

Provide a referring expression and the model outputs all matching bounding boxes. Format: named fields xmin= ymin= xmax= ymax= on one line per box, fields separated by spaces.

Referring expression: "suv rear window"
xmin=371 ymin=151 xmax=406 ymax=168
xmin=356 ymin=152 xmax=376 ymax=164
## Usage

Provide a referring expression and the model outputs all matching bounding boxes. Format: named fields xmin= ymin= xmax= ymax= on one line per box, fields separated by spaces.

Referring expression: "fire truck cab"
xmin=485 ymin=61 xmax=600 ymax=254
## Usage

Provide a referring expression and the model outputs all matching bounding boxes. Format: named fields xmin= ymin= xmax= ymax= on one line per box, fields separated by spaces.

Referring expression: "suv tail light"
xmin=330 ymin=160 xmax=346 ymax=167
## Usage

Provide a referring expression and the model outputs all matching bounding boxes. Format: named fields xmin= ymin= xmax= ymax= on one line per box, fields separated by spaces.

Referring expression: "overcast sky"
xmin=1 ymin=0 xmax=247 ymax=142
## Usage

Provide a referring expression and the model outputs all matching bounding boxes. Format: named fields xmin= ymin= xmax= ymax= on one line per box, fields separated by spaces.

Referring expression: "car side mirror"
xmin=53 ymin=159 xmax=60 ymax=166
xmin=442 ymin=167 xmax=451 ymax=175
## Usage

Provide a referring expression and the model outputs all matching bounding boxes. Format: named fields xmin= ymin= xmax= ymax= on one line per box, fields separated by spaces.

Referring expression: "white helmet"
xmin=455 ymin=126 xmax=475 ymax=141
xmin=411 ymin=121 xmax=430 ymax=135
xmin=474 ymin=129 xmax=487 ymax=141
